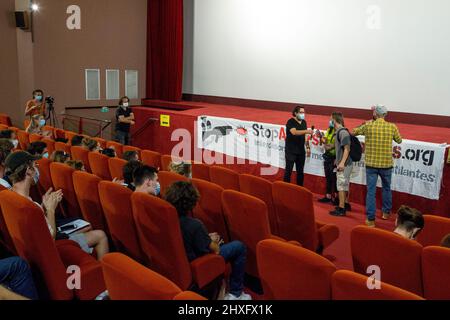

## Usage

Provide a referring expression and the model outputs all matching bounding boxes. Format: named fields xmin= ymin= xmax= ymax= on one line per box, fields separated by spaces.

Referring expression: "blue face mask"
xmin=154 ymin=182 xmax=161 ymax=196
xmin=329 ymin=120 xmax=334 ymax=128
xmin=297 ymin=113 xmax=305 ymax=121
xmin=33 ymin=167 xmax=40 ymax=185
xmin=39 ymin=119 xmax=46 ymax=127
xmin=35 ymin=95 xmax=43 ymax=102
xmin=43 ymin=152 xmax=49 ymax=159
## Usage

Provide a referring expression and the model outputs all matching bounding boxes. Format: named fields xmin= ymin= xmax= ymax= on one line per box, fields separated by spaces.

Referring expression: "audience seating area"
xmin=0 ymin=114 xmax=449 ymax=300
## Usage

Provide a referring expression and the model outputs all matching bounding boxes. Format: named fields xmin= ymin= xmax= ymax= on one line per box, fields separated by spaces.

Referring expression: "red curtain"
xmin=146 ymin=0 xmax=184 ymax=101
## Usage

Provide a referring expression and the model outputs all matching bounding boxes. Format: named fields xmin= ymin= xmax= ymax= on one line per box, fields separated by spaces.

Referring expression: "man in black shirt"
xmin=284 ymin=106 xmax=313 ymax=186
xmin=165 ymin=181 xmax=251 ymax=301
xmin=115 ymin=96 xmax=135 ymax=145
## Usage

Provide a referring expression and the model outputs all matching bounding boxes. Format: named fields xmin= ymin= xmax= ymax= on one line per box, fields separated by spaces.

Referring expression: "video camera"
xmin=45 ymin=96 xmax=55 ymax=105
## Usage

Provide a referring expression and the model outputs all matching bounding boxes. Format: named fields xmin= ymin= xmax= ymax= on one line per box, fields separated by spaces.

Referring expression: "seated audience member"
xmin=54 ymin=137 xmax=68 ymax=144
xmin=165 ymin=181 xmax=251 ymax=301
xmin=0 ymin=130 xmax=19 ymax=149
xmin=441 ymin=234 xmax=450 ymax=248
xmin=26 ymin=141 xmax=48 ymax=159
xmin=71 ymin=135 xmax=84 ymax=147
xmin=393 ymin=206 xmax=424 ymax=240
xmin=25 ymin=115 xmax=51 ymax=138
xmin=50 ymin=150 xmax=70 ymax=163
xmin=0 ymin=139 xmax=14 ymax=189
xmin=122 ymin=160 xmax=143 ymax=191
xmin=101 ymin=148 xmax=116 ymax=158
xmin=168 ymin=161 xmax=192 ymax=179
xmin=5 ymin=151 xmax=109 ymax=259
xmin=123 ymin=150 xmax=139 ymax=162
xmin=65 ymin=160 xmax=85 ymax=172
xmin=82 ymin=138 xmax=101 ymax=152
xmin=133 ymin=165 xmax=160 ymax=196
xmin=0 ymin=257 xmax=38 ymax=300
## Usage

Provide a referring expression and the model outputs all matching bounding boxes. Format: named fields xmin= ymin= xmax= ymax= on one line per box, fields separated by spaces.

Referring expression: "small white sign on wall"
xmin=67 ymin=5 xmax=81 ymax=30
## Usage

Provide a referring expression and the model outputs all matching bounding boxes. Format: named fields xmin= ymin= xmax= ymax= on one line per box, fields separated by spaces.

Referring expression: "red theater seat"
xmin=0 ymin=190 xmax=105 ymax=300
xmin=332 ymin=270 xmax=424 ymax=300
xmin=141 ymin=150 xmax=162 ymax=169
xmin=351 ymin=226 xmax=423 ymax=296
xmin=191 ymin=178 xmax=229 ymax=242
xmin=98 ymin=181 xmax=145 ymax=263
xmin=158 ymin=171 xmax=189 ymax=197
xmin=54 ymin=128 xmax=66 ymax=140
xmin=272 ymin=181 xmax=339 ymax=253
xmin=257 ymin=239 xmax=336 ymax=300
xmin=102 ymin=253 xmax=206 ymax=300
xmin=239 ymin=174 xmax=278 ymax=236
xmin=417 ymin=215 xmax=450 ymax=247
xmin=0 ymin=124 xmax=8 ymax=131
xmin=192 ymin=163 xmax=210 ymax=181
xmin=92 ymin=137 xmax=107 ymax=150
xmin=42 ymin=138 xmax=55 ymax=156
xmin=161 ymin=154 xmax=183 ymax=171
xmin=54 ymin=141 xmax=71 ymax=155
xmin=422 ymin=246 xmax=450 ymax=300
xmin=106 ymin=141 xmax=123 ymax=158
xmin=222 ymin=190 xmax=289 ymax=278
xmin=88 ymin=152 xmax=112 ymax=180
xmin=29 ymin=133 xmax=43 ymax=143
xmin=17 ymin=130 xmax=29 ymax=150
xmin=50 ymin=162 xmax=81 ymax=218
xmin=131 ymin=192 xmax=226 ymax=290
xmin=122 ymin=146 xmax=142 ymax=158
xmin=36 ymin=157 xmax=53 ymax=194
xmin=108 ymin=157 xmax=127 ymax=180
xmin=209 ymin=166 xmax=240 ymax=191
xmin=0 ymin=200 xmax=16 ymax=255
xmin=65 ymin=131 xmax=78 ymax=143
xmin=73 ymin=171 xmax=108 ymax=232
xmin=0 ymin=114 xmax=12 ymax=126
xmin=71 ymin=146 xmax=91 ymax=172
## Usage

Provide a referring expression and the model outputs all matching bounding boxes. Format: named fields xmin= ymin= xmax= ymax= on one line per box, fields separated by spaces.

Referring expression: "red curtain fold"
xmin=146 ymin=0 xmax=184 ymax=102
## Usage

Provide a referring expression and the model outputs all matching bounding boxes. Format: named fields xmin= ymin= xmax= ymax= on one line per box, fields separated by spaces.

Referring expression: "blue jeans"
xmin=0 ymin=257 xmax=38 ymax=300
xmin=366 ymin=167 xmax=393 ymax=221
xmin=115 ymin=130 xmax=129 ymax=145
xmin=220 ymin=241 xmax=246 ymax=297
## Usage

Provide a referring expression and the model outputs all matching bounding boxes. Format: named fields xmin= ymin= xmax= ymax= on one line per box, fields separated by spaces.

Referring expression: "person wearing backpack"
xmin=353 ymin=105 xmax=402 ymax=227
xmin=329 ymin=112 xmax=354 ymax=217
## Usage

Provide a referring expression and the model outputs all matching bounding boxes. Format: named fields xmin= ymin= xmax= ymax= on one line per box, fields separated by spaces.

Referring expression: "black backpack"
xmin=337 ymin=128 xmax=363 ymax=162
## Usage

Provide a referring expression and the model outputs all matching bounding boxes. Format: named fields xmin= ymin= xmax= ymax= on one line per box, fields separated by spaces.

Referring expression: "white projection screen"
xmin=183 ymin=0 xmax=450 ymax=116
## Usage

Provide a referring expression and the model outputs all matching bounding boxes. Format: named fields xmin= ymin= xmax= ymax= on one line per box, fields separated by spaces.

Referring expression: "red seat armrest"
xmin=316 ymin=220 xmax=339 ymax=249
xmin=173 ymin=291 xmax=207 ymax=300
xmin=190 ymin=254 xmax=226 ymax=289
xmin=270 ymin=235 xmax=302 ymax=247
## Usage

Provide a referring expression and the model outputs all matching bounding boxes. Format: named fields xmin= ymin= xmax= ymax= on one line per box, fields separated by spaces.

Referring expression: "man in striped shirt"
xmin=353 ymin=105 xmax=402 ymax=227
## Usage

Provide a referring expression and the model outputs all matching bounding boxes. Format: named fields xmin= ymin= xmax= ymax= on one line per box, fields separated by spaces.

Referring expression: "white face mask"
xmin=11 ymin=139 xmax=19 ymax=149
xmin=122 ymin=102 xmax=129 ymax=108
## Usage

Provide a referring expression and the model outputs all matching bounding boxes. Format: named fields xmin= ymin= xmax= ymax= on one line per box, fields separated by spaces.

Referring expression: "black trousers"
xmin=284 ymin=152 xmax=306 ymax=186
xmin=323 ymin=156 xmax=337 ymax=195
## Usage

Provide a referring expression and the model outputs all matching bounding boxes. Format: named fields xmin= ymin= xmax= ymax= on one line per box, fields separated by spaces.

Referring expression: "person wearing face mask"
xmin=26 ymin=141 xmax=49 ymax=159
xmin=318 ymin=119 xmax=337 ymax=204
xmin=25 ymin=89 xmax=46 ymax=118
xmin=133 ymin=165 xmax=161 ymax=196
xmin=0 ymin=130 xmax=19 ymax=150
xmin=115 ymin=96 xmax=135 ymax=145
xmin=26 ymin=115 xmax=52 ymax=138
xmin=284 ymin=106 xmax=313 ymax=186
xmin=0 ymin=139 xmax=14 ymax=190
xmin=6 ymin=151 xmax=110 ymax=260
xmin=393 ymin=206 xmax=424 ymax=240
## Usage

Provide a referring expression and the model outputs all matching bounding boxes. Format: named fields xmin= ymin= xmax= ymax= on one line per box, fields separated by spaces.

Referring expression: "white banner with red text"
xmin=197 ymin=115 xmax=447 ymax=200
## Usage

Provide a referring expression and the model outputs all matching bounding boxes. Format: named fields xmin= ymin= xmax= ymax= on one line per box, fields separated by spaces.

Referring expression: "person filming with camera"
xmin=25 ymin=89 xmax=46 ymax=118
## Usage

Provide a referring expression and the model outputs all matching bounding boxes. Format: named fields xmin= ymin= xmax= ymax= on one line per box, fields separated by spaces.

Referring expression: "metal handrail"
xmin=61 ymin=112 xmax=112 ymax=138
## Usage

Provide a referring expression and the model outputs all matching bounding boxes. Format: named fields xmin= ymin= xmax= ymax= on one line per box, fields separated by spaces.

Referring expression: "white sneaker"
xmin=223 ymin=292 xmax=252 ymax=301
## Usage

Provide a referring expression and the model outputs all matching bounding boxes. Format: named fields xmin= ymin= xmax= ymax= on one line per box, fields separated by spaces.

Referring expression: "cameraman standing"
xmin=25 ymin=89 xmax=46 ymax=118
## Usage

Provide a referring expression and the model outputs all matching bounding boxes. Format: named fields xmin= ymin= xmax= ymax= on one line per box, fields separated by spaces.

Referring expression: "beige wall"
xmin=33 ymin=0 xmax=147 ymax=113
xmin=0 ymin=0 xmax=21 ymax=126
xmin=0 ymin=0 xmax=148 ymax=128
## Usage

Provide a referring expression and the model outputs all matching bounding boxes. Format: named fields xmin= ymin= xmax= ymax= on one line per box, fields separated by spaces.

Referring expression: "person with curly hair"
xmin=165 ymin=181 xmax=251 ymax=301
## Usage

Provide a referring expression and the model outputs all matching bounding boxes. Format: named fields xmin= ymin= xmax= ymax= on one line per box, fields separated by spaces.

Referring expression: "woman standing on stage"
xmin=284 ymin=106 xmax=312 ymax=186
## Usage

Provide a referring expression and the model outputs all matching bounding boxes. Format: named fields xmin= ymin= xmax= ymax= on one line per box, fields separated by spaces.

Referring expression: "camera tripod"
xmin=46 ymin=103 xmax=59 ymax=127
